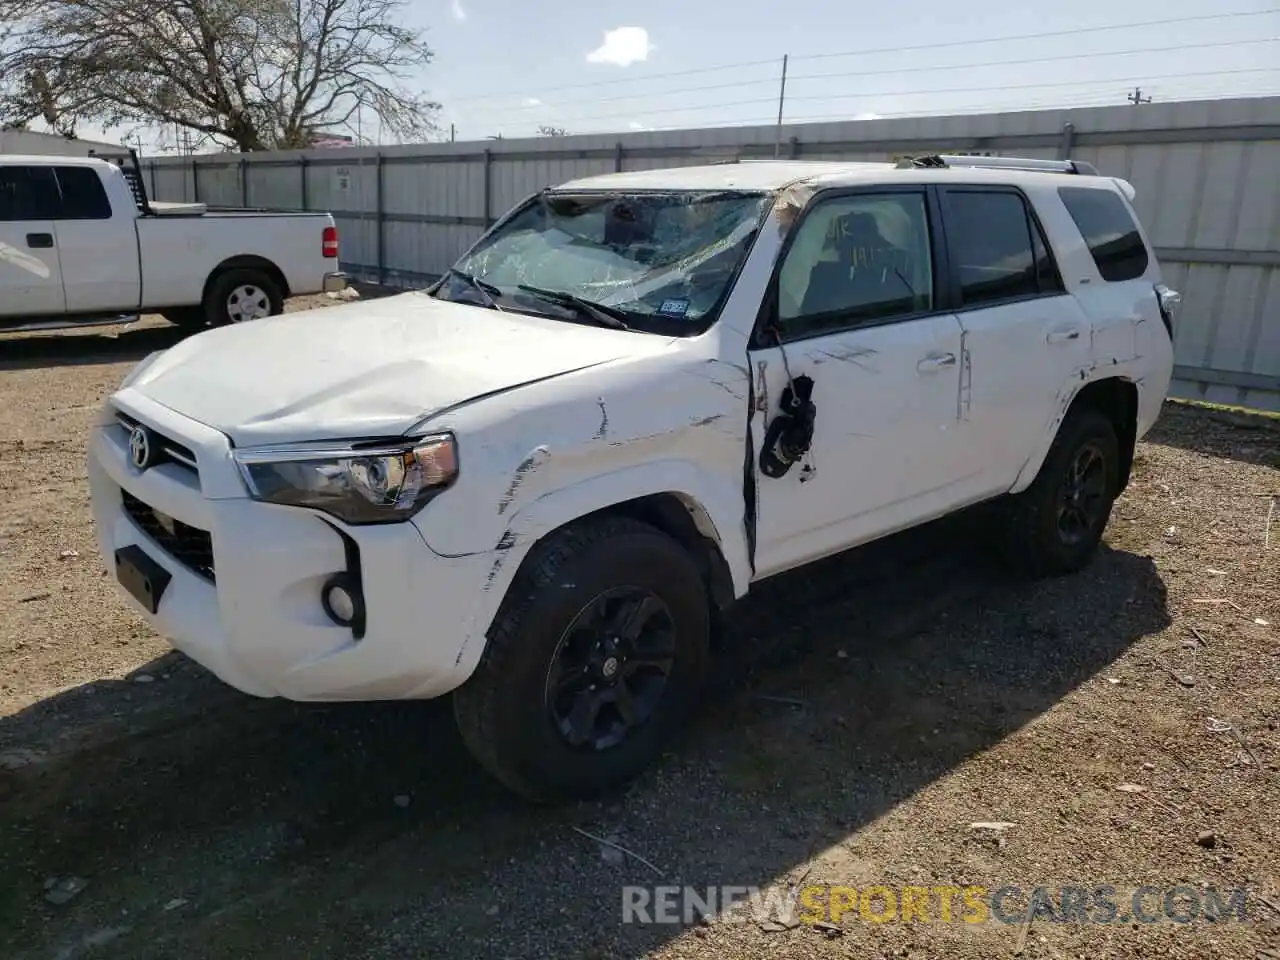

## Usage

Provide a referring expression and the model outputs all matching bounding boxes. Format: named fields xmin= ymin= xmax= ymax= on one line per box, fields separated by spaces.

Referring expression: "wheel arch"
xmin=202 ymin=255 xmax=291 ymax=306
xmin=449 ymin=465 xmax=750 ymax=686
xmin=1012 ymin=374 xmax=1139 ymax=495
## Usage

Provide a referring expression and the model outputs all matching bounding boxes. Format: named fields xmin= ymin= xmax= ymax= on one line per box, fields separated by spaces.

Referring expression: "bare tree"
xmin=0 ymin=0 xmax=441 ymax=151
xmin=537 ymin=125 xmax=568 ymax=137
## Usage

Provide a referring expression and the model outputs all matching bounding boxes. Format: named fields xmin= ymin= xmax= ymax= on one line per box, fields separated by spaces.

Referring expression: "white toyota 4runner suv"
xmin=89 ymin=155 xmax=1179 ymax=801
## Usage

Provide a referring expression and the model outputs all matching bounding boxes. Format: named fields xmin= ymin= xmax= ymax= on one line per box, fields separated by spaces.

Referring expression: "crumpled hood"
xmin=127 ymin=292 xmax=658 ymax=445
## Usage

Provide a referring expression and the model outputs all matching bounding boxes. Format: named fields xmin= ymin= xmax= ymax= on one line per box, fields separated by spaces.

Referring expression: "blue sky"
xmin=419 ymin=0 xmax=1277 ymax=141
xmin=84 ymin=0 xmax=1278 ymax=149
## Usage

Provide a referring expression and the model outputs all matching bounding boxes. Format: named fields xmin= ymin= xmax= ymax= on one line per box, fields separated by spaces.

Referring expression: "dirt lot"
xmin=1 ymin=301 xmax=1278 ymax=960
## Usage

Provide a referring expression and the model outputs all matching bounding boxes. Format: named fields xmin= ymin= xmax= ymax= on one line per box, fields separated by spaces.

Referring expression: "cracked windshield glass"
xmin=433 ymin=190 xmax=771 ymax=332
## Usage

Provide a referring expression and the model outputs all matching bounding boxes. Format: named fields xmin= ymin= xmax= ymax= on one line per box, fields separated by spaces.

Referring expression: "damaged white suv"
xmin=89 ymin=155 xmax=1178 ymax=801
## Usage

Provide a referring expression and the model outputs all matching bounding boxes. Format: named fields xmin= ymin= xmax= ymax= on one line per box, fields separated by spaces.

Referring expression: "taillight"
xmin=1154 ymin=283 xmax=1180 ymax=339
xmin=322 ymin=226 xmax=339 ymax=259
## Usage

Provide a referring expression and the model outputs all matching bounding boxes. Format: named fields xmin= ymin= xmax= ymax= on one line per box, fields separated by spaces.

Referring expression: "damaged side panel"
xmin=410 ymin=347 xmax=753 ymax=582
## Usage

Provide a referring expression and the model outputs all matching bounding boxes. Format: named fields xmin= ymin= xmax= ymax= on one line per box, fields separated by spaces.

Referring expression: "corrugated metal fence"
xmin=143 ymin=96 xmax=1280 ymax=411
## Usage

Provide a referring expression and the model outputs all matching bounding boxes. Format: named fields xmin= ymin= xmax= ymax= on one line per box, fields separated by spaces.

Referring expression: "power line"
xmin=787 ymin=66 xmax=1278 ymax=105
xmin=464 ymin=36 xmax=1278 ymax=122
xmin=516 ymin=75 xmax=1280 ymax=137
xmin=786 ymin=36 xmax=1278 ymax=85
xmin=622 ymin=85 xmax=1280 ymax=134
xmin=467 ymin=41 xmax=1279 ymax=126
xmin=445 ymin=8 xmax=1278 ymax=106
xmin=791 ymin=8 xmax=1278 ymax=61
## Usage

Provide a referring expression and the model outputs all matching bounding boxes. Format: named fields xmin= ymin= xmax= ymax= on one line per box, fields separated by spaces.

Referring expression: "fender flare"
xmin=449 ymin=460 xmax=751 ymax=684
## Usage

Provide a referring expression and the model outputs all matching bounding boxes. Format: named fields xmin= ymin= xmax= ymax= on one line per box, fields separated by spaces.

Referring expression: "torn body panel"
xmin=410 ymin=336 xmax=753 ymax=578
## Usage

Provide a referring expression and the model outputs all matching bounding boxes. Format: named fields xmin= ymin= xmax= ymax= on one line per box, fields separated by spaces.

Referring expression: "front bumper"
xmin=88 ymin=390 xmax=496 ymax=701
xmin=323 ymin=272 xmax=348 ymax=293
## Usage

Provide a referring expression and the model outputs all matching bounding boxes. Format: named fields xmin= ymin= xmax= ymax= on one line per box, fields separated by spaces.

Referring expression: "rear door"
xmin=937 ymin=186 xmax=1093 ymax=494
xmin=52 ymin=164 xmax=142 ymax=313
xmin=0 ymin=165 xmax=66 ymax=318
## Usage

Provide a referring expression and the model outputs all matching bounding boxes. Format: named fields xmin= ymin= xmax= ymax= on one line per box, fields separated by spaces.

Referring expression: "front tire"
xmin=203 ymin=268 xmax=284 ymax=326
xmin=453 ymin=516 xmax=711 ymax=803
xmin=1001 ymin=407 xmax=1121 ymax=578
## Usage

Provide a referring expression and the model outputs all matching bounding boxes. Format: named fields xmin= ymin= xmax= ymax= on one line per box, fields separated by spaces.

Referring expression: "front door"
xmin=748 ymin=187 xmax=973 ymax=579
xmin=0 ymin=165 xmax=66 ymax=319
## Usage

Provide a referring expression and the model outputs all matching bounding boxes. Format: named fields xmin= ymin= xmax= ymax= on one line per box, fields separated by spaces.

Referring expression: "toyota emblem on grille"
xmin=128 ymin=425 xmax=154 ymax=470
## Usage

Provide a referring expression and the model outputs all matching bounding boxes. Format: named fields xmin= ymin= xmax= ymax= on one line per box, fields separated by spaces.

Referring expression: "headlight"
xmin=233 ymin=434 xmax=458 ymax=525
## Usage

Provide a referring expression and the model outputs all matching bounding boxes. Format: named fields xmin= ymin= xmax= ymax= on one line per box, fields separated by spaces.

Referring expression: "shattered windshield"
xmin=432 ymin=189 xmax=772 ymax=334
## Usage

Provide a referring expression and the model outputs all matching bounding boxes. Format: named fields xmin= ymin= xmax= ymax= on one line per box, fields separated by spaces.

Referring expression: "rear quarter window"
xmin=1058 ymin=186 xmax=1149 ymax=282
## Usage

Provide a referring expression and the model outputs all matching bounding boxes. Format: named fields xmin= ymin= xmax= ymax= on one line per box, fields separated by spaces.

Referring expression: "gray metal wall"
xmin=142 ymin=96 xmax=1280 ymax=412
xmin=1 ymin=129 xmax=124 ymax=157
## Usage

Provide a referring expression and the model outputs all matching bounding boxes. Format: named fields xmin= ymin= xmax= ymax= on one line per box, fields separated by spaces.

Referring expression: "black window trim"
xmin=750 ymin=183 xmax=953 ymax=349
xmin=935 ymin=183 xmax=1068 ymax=315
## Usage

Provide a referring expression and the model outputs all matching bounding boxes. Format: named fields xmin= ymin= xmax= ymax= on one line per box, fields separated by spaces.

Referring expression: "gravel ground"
xmin=1 ymin=303 xmax=1277 ymax=960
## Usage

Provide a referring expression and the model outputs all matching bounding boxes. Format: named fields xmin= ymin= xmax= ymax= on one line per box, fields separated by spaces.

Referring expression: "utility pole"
xmin=450 ymin=123 xmax=456 ymax=142
xmin=1127 ymin=86 xmax=1152 ymax=105
xmin=773 ymin=54 xmax=789 ymax=158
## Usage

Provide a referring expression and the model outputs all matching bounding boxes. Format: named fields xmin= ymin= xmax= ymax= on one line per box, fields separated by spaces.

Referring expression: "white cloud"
xmin=450 ymin=0 xmax=466 ymax=20
xmin=586 ymin=27 xmax=652 ymax=67
xmin=628 ymin=121 xmax=649 ymax=131
xmin=522 ymin=97 xmax=543 ymax=107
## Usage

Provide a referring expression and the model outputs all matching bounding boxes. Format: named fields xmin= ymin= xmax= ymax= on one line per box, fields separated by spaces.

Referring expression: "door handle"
xmin=1046 ymin=328 xmax=1082 ymax=344
xmin=916 ymin=353 xmax=957 ymax=373
xmin=26 ymin=233 xmax=54 ymax=249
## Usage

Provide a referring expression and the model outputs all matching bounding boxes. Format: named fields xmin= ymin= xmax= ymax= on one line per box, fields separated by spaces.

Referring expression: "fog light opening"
xmin=321 ymin=574 xmax=361 ymax=629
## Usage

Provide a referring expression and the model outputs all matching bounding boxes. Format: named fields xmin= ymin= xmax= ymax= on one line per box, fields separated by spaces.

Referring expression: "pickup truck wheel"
xmin=452 ymin=516 xmax=710 ymax=803
xmin=1002 ymin=408 xmax=1119 ymax=578
xmin=205 ymin=269 xmax=283 ymax=326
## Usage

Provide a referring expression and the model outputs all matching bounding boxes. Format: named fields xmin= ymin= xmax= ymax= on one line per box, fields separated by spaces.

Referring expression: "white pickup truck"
xmin=0 ymin=154 xmax=346 ymax=334
xmin=89 ymin=155 xmax=1178 ymax=803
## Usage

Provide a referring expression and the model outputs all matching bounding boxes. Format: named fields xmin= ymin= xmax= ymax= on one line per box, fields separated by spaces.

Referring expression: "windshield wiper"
xmin=446 ymin=268 xmax=505 ymax=310
xmin=516 ymin=284 xmax=630 ymax=330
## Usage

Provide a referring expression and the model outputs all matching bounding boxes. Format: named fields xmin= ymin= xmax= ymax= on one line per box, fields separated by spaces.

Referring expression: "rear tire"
xmin=1001 ymin=407 xmax=1120 ymax=578
xmin=203 ymin=268 xmax=284 ymax=327
xmin=452 ymin=516 xmax=711 ymax=803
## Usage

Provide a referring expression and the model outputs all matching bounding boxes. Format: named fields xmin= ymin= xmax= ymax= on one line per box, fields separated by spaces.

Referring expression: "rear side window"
xmin=944 ymin=190 xmax=1063 ymax=308
xmin=1058 ymin=186 xmax=1148 ymax=282
xmin=0 ymin=166 xmax=61 ymax=220
xmin=53 ymin=166 xmax=113 ymax=220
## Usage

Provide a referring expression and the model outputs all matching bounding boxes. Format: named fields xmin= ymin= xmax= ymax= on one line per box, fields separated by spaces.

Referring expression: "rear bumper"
xmin=323 ymin=272 xmax=348 ymax=293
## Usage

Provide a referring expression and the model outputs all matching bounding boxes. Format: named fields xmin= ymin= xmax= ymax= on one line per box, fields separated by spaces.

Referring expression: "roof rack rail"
xmin=895 ymin=154 xmax=1100 ymax=176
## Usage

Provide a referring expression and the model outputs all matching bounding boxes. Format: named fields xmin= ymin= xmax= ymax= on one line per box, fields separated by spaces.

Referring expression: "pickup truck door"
xmin=747 ymin=188 xmax=973 ymax=579
xmin=51 ymin=164 xmax=143 ymax=314
xmin=0 ymin=165 xmax=66 ymax=318
xmin=936 ymin=186 xmax=1093 ymax=493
